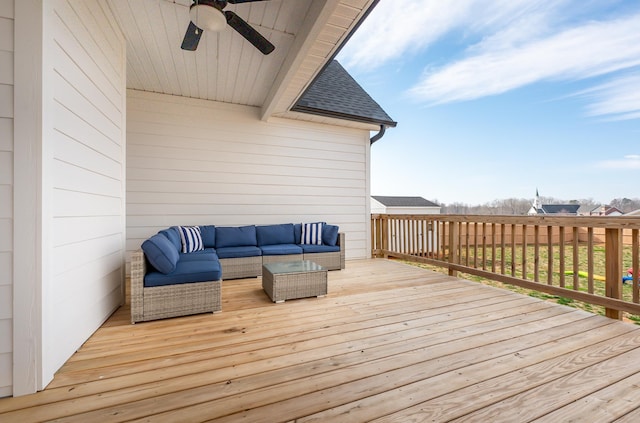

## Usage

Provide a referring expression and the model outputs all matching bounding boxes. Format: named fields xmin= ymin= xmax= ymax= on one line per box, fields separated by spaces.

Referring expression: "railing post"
xmin=605 ymin=228 xmax=623 ymax=320
xmin=382 ymin=215 xmax=389 ymax=259
xmin=448 ymin=221 xmax=459 ymax=277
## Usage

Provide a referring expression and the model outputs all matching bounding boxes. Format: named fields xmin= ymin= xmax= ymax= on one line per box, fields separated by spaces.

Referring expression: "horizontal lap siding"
xmin=48 ymin=1 xmax=125 ymax=375
xmin=127 ymin=91 xmax=370 ymax=266
xmin=0 ymin=0 xmax=13 ymax=398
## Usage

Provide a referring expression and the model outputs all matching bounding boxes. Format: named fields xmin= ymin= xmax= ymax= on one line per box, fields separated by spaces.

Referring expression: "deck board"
xmin=2 ymin=259 xmax=640 ymax=422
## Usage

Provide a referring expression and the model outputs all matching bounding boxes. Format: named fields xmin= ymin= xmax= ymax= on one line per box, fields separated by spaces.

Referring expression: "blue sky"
xmin=337 ymin=0 xmax=640 ymax=205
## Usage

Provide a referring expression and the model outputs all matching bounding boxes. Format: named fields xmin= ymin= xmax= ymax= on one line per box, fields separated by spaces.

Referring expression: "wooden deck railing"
xmin=372 ymin=214 xmax=640 ymax=319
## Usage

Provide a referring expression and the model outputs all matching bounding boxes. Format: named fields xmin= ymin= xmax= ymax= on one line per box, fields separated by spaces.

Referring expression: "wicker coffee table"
xmin=262 ymin=260 xmax=327 ymax=303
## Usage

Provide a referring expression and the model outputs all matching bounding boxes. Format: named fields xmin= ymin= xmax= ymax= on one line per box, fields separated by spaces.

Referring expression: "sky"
xmin=336 ymin=0 xmax=640 ymax=205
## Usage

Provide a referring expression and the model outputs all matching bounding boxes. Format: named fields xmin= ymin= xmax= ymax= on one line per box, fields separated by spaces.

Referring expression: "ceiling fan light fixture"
xmin=190 ymin=4 xmax=226 ymax=32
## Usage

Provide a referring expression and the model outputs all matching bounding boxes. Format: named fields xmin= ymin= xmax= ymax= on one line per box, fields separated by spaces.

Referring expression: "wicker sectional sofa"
xmin=131 ymin=223 xmax=344 ymax=323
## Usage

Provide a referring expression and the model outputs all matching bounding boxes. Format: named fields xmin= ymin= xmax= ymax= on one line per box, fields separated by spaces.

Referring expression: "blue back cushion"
xmin=142 ymin=233 xmax=179 ymax=274
xmin=159 ymin=227 xmax=181 ymax=251
xmin=294 ymin=223 xmax=302 ymax=244
xmin=256 ymin=224 xmax=295 ymax=246
xmin=216 ymin=225 xmax=257 ymax=248
xmin=322 ymin=224 xmax=339 ymax=246
xmin=200 ymin=225 xmax=216 ymax=248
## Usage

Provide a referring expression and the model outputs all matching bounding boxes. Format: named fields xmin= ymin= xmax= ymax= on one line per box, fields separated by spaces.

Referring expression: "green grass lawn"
xmin=405 ymin=243 xmax=640 ymax=324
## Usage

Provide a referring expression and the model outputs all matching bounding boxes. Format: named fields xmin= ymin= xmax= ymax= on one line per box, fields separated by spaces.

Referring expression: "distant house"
xmin=625 ymin=209 xmax=640 ymax=216
xmin=588 ymin=205 xmax=623 ymax=216
xmin=371 ymin=196 xmax=441 ymax=215
xmin=371 ymin=196 xmax=440 ymax=255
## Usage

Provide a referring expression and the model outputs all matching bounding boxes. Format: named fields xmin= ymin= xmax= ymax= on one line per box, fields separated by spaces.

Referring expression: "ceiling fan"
xmin=181 ymin=0 xmax=275 ymax=55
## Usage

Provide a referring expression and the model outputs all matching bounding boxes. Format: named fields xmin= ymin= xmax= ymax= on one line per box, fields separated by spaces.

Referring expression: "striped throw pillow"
xmin=301 ymin=222 xmax=323 ymax=245
xmin=178 ymin=226 xmax=204 ymax=253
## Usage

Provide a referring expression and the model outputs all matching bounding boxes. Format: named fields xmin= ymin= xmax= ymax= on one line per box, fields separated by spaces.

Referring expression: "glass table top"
xmin=263 ymin=260 xmax=325 ymax=274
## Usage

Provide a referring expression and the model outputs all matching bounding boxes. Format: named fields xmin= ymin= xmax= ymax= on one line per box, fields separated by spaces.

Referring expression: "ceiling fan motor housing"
xmin=190 ymin=1 xmax=227 ymax=32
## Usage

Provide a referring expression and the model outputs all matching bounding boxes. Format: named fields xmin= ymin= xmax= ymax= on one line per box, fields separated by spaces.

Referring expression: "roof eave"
xmin=290 ymin=105 xmax=397 ymax=128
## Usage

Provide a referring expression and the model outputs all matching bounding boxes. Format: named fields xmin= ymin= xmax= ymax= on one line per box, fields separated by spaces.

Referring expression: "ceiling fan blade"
xmin=181 ymin=21 xmax=203 ymax=51
xmin=224 ymin=10 xmax=275 ymax=55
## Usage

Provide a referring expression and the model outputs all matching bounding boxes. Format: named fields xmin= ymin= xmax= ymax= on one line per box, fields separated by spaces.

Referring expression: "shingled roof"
xmin=292 ymin=60 xmax=397 ymax=128
xmin=372 ymin=196 xmax=440 ymax=208
xmin=536 ymin=204 xmax=581 ymax=215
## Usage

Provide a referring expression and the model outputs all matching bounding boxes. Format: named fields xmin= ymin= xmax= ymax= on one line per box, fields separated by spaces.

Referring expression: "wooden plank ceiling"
xmin=105 ymin=0 xmax=373 ymax=121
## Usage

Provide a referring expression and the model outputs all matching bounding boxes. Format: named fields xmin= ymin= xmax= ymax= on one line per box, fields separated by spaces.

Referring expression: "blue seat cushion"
xmin=256 ymin=223 xmax=295 ymax=246
xmin=216 ymin=225 xmax=257 ymax=248
xmin=301 ymin=244 xmax=340 ymax=253
xmin=142 ymin=233 xmax=179 ymax=274
xmin=179 ymin=248 xmax=218 ymax=262
xmin=322 ymin=224 xmax=339 ymax=246
xmin=200 ymin=225 xmax=216 ymax=248
xmin=260 ymin=244 xmax=303 ymax=256
xmin=144 ymin=259 xmax=222 ymax=287
xmin=216 ymin=245 xmax=262 ymax=259
xmin=158 ymin=227 xmax=181 ymax=251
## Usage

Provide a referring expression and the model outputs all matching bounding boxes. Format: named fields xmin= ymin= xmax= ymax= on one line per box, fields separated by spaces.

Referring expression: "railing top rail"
xmin=371 ymin=214 xmax=640 ymax=229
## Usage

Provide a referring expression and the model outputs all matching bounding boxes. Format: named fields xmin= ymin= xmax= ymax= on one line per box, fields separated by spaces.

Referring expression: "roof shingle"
xmin=373 ymin=196 xmax=439 ymax=208
xmin=293 ymin=61 xmax=397 ymax=128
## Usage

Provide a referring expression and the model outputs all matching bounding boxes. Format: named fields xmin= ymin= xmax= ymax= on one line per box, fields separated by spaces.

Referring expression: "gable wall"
xmin=0 ymin=0 xmax=14 ymax=398
xmin=127 ymin=90 xmax=371 ymax=267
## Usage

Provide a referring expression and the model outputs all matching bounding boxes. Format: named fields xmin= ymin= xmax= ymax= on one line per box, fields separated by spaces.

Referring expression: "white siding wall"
xmin=45 ymin=0 xmax=126 ymax=379
xmin=0 ymin=0 xmax=14 ymax=399
xmin=127 ymin=90 xmax=371 ymax=265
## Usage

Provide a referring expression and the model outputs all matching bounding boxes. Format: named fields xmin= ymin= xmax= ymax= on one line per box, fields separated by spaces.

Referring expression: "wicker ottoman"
xmin=262 ymin=260 xmax=327 ymax=303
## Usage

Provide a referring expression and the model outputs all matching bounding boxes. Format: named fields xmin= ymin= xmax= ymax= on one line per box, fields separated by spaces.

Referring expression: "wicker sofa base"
xmin=303 ymin=251 xmax=344 ymax=271
xmin=139 ymin=280 xmax=221 ymax=323
xmin=262 ymin=254 xmax=303 ymax=264
xmin=219 ymin=256 xmax=262 ymax=280
xmin=221 ymin=234 xmax=345 ymax=279
xmin=131 ymin=250 xmax=222 ymax=323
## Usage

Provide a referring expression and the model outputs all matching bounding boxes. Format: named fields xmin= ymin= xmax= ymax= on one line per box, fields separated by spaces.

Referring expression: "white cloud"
xmin=407 ymin=13 xmax=640 ymax=104
xmin=597 ymin=155 xmax=640 ymax=170
xmin=338 ymin=0 xmax=566 ymax=71
xmin=338 ymin=1 xmax=475 ymax=70
xmin=581 ymin=73 xmax=640 ymax=120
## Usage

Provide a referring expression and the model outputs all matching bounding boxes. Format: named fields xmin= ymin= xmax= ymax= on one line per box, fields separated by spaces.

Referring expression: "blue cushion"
xmin=322 ymin=224 xmax=339 ymax=246
xmin=178 ymin=226 xmax=204 ymax=253
xmin=260 ymin=244 xmax=303 ymax=256
xmin=179 ymin=248 xmax=218 ymax=262
xmin=144 ymin=259 xmax=222 ymax=287
xmin=294 ymin=223 xmax=302 ymax=244
xmin=142 ymin=234 xmax=179 ymax=274
xmin=256 ymin=223 xmax=295 ymax=246
xmin=216 ymin=225 xmax=257 ymax=248
xmin=200 ymin=225 xmax=216 ymax=248
xmin=301 ymin=244 xmax=340 ymax=253
xmin=301 ymin=222 xmax=323 ymax=245
xmin=159 ymin=227 xmax=181 ymax=251
xmin=216 ymin=245 xmax=262 ymax=259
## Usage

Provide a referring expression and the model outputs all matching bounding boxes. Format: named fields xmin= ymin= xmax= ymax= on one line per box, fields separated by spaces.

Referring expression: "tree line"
xmin=435 ymin=197 xmax=640 ymax=215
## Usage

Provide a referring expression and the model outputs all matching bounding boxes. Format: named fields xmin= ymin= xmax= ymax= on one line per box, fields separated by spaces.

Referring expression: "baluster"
xmin=559 ymin=226 xmax=565 ymax=288
xmin=522 ymin=224 xmax=528 ymax=280
xmin=573 ymin=226 xmax=579 ymax=290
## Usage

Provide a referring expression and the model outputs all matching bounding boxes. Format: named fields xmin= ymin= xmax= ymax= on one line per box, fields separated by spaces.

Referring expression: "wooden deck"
xmin=3 ymin=259 xmax=640 ymax=422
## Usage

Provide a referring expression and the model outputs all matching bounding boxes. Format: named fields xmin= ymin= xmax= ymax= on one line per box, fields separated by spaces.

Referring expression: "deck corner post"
xmin=605 ymin=227 xmax=623 ymax=320
xmin=448 ymin=221 xmax=459 ymax=277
